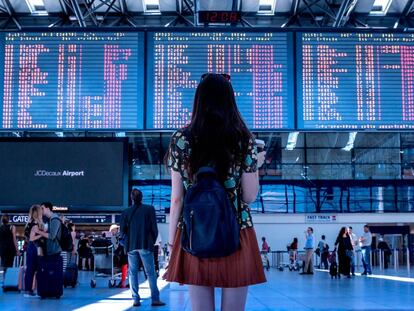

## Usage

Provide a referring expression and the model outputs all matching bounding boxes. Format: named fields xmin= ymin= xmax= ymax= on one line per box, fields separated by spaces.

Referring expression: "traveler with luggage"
xmin=120 ymin=189 xmax=165 ymax=307
xmin=288 ymin=238 xmax=299 ymax=271
xmin=1 ymin=214 xmax=21 ymax=293
xmin=23 ymin=205 xmax=46 ymax=297
xmin=163 ymin=73 xmax=267 ymax=311
xmin=0 ymin=214 xmax=19 ymax=269
xmin=34 ymin=202 xmax=64 ymax=299
xmin=335 ymin=227 xmax=353 ymax=278
xmin=110 ymin=224 xmax=128 ymax=288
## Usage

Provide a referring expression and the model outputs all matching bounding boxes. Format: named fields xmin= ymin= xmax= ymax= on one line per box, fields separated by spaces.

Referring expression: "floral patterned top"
xmin=168 ymin=128 xmax=258 ymax=229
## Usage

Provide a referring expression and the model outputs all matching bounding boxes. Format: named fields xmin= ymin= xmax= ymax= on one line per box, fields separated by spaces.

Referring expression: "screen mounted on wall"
xmin=297 ymin=32 xmax=414 ymax=130
xmin=147 ymin=31 xmax=295 ymax=130
xmin=0 ymin=32 xmax=144 ymax=130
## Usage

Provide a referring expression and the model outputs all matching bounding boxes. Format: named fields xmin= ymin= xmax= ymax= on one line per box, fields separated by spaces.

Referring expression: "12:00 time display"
xmin=198 ymin=11 xmax=241 ymax=23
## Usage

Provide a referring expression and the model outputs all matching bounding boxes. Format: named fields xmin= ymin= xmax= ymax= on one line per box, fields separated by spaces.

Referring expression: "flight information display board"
xmin=0 ymin=32 xmax=144 ymax=130
xmin=297 ymin=32 xmax=414 ymax=130
xmin=147 ymin=31 xmax=294 ymax=130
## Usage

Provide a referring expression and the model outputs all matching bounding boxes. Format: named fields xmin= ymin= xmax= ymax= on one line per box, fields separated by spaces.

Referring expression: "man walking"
xmin=120 ymin=189 xmax=165 ymax=307
xmin=360 ymin=225 xmax=372 ymax=275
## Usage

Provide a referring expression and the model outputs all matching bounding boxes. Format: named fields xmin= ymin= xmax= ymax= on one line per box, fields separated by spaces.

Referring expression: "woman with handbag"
xmin=0 ymin=214 xmax=19 ymax=269
xmin=24 ymin=204 xmax=46 ymax=297
xmin=334 ymin=226 xmax=353 ymax=278
xmin=164 ymin=73 xmax=266 ymax=311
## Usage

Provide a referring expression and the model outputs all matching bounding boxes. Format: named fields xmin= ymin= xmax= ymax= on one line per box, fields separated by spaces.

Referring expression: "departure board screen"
xmin=147 ymin=31 xmax=294 ymax=130
xmin=0 ymin=32 xmax=144 ymax=130
xmin=297 ymin=32 xmax=414 ymax=130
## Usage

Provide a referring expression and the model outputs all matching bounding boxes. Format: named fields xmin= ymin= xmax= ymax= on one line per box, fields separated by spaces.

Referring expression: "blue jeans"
xmin=128 ymin=249 xmax=160 ymax=303
xmin=25 ymin=242 xmax=38 ymax=292
xmin=361 ymin=246 xmax=372 ymax=274
xmin=350 ymin=251 xmax=356 ymax=274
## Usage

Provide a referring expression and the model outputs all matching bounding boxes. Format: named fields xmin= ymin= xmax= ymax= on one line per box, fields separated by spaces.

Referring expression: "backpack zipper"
xmin=189 ymin=210 xmax=194 ymax=250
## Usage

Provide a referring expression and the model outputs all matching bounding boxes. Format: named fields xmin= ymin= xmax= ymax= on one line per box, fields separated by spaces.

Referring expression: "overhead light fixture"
xmin=143 ymin=0 xmax=160 ymax=13
xmin=342 ymin=132 xmax=358 ymax=152
xmin=370 ymin=0 xmax=393 ymax=16
xmin=258 ymin=0 xmax=277 ymax=15
xmin=285 ymin=132 xmax=299 ymax=151
xmin=25 ymin=0 xmax=48 ymax=15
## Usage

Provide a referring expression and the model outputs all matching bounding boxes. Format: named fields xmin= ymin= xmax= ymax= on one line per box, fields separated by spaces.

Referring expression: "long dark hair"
xmin=337 ymin=227 xmax=348 ymax=239
xmin=187 ymin=73 xmax=252 ymax=181
xmin=1 ymin=214 xmax=9 ymax=225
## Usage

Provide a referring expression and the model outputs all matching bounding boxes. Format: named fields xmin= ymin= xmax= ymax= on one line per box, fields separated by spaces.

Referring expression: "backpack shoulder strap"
xmin=51 ymin=217 xmax=62 ymax=240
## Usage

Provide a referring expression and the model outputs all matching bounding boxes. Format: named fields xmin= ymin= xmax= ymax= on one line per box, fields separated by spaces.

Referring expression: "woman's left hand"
xmin=257 ymin=151 xmax=266 ymax=168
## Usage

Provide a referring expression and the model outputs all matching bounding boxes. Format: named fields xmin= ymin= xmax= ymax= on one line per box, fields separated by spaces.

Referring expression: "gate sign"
xmin=11 ymin=214 xmax=29 ymax=224
xmin=5 ymin=214 xmax=112 ymax=224
xmin=305 ymin=215 xmax=337 ymax=223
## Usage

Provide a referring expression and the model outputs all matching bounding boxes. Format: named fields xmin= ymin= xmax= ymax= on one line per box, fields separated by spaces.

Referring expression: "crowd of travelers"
xmin=280 ymin=224 xmax=390 ymax=279
xmin=0 ymin=195 xmax=166 ymax=306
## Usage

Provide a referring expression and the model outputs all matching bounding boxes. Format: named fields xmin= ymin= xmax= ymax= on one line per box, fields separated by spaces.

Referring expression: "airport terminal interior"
xmin=0 ymin=0 xmax=414 ymax=310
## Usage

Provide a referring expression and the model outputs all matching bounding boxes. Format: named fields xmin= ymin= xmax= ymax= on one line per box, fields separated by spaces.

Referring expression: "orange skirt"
xmin=163 ymin=227 xmax=266 ymax=288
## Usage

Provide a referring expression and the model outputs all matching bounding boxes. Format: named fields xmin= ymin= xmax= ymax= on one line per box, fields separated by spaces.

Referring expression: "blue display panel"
xmin=147 ymin=31 xmax=294 ymax=130
xmin=297 ymin=32 xmax=414 ymax=130
xmin=0 ymin=32 xmax=144 ymax=130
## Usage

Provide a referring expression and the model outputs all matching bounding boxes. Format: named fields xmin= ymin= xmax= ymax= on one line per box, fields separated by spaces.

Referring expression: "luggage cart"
xmin=261 ymin=251 xmax=270 ymax=271
xmin=90 ymin=245 xmax=118 ymax=288
xmin=288 ymin=249 xmax=300 ymax=271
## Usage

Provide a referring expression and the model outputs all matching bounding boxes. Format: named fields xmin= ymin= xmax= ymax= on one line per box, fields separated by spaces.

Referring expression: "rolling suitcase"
xmin=3 ymin=267 xmax=20 ymax=292
xmin=64 ymin=262 xmax=78 ymax=288
xmin=3 ymin=256 xmax=22 ymax=292
xmin=37 ymin=255 xmax=64 ymax=299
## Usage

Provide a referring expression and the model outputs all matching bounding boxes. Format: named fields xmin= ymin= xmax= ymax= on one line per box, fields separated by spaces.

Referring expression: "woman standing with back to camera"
xmin=164 ymin=73 xmax=266 ymax=311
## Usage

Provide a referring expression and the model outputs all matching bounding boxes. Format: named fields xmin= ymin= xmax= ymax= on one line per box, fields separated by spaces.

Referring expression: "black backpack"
xmin=181 ymin=167 xmax=240 ymax=258
xmin=53 ymin=218 xmax=73 ymax=252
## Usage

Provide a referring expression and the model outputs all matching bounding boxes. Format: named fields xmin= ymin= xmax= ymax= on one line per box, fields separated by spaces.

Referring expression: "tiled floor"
xmin=1 ymin=267 xmax=413 ymax=311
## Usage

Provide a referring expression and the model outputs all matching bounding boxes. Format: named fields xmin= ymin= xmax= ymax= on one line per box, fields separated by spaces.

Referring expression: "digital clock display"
xmin=198 ymin=11 xmax=242 ymax=24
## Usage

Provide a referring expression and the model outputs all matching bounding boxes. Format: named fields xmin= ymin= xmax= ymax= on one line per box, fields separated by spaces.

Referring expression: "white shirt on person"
xmin=350 ymin=232 xmax=359 ymax=250
xmin=361 ymin=231 xmax=372 ymax=247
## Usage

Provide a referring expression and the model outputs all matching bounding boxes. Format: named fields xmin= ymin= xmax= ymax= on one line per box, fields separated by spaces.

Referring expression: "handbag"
xmin=315 ymin=248 xmax=321 ymax=256
xmin=346 ymin=250 xmax=353 ymax=258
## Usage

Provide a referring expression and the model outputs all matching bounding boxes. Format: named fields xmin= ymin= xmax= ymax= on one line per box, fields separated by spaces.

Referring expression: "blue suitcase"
xmin=64 ymin=263 xmax=78 ymax=288
xmin=37 ymin=255 xmax=64 ymax=299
